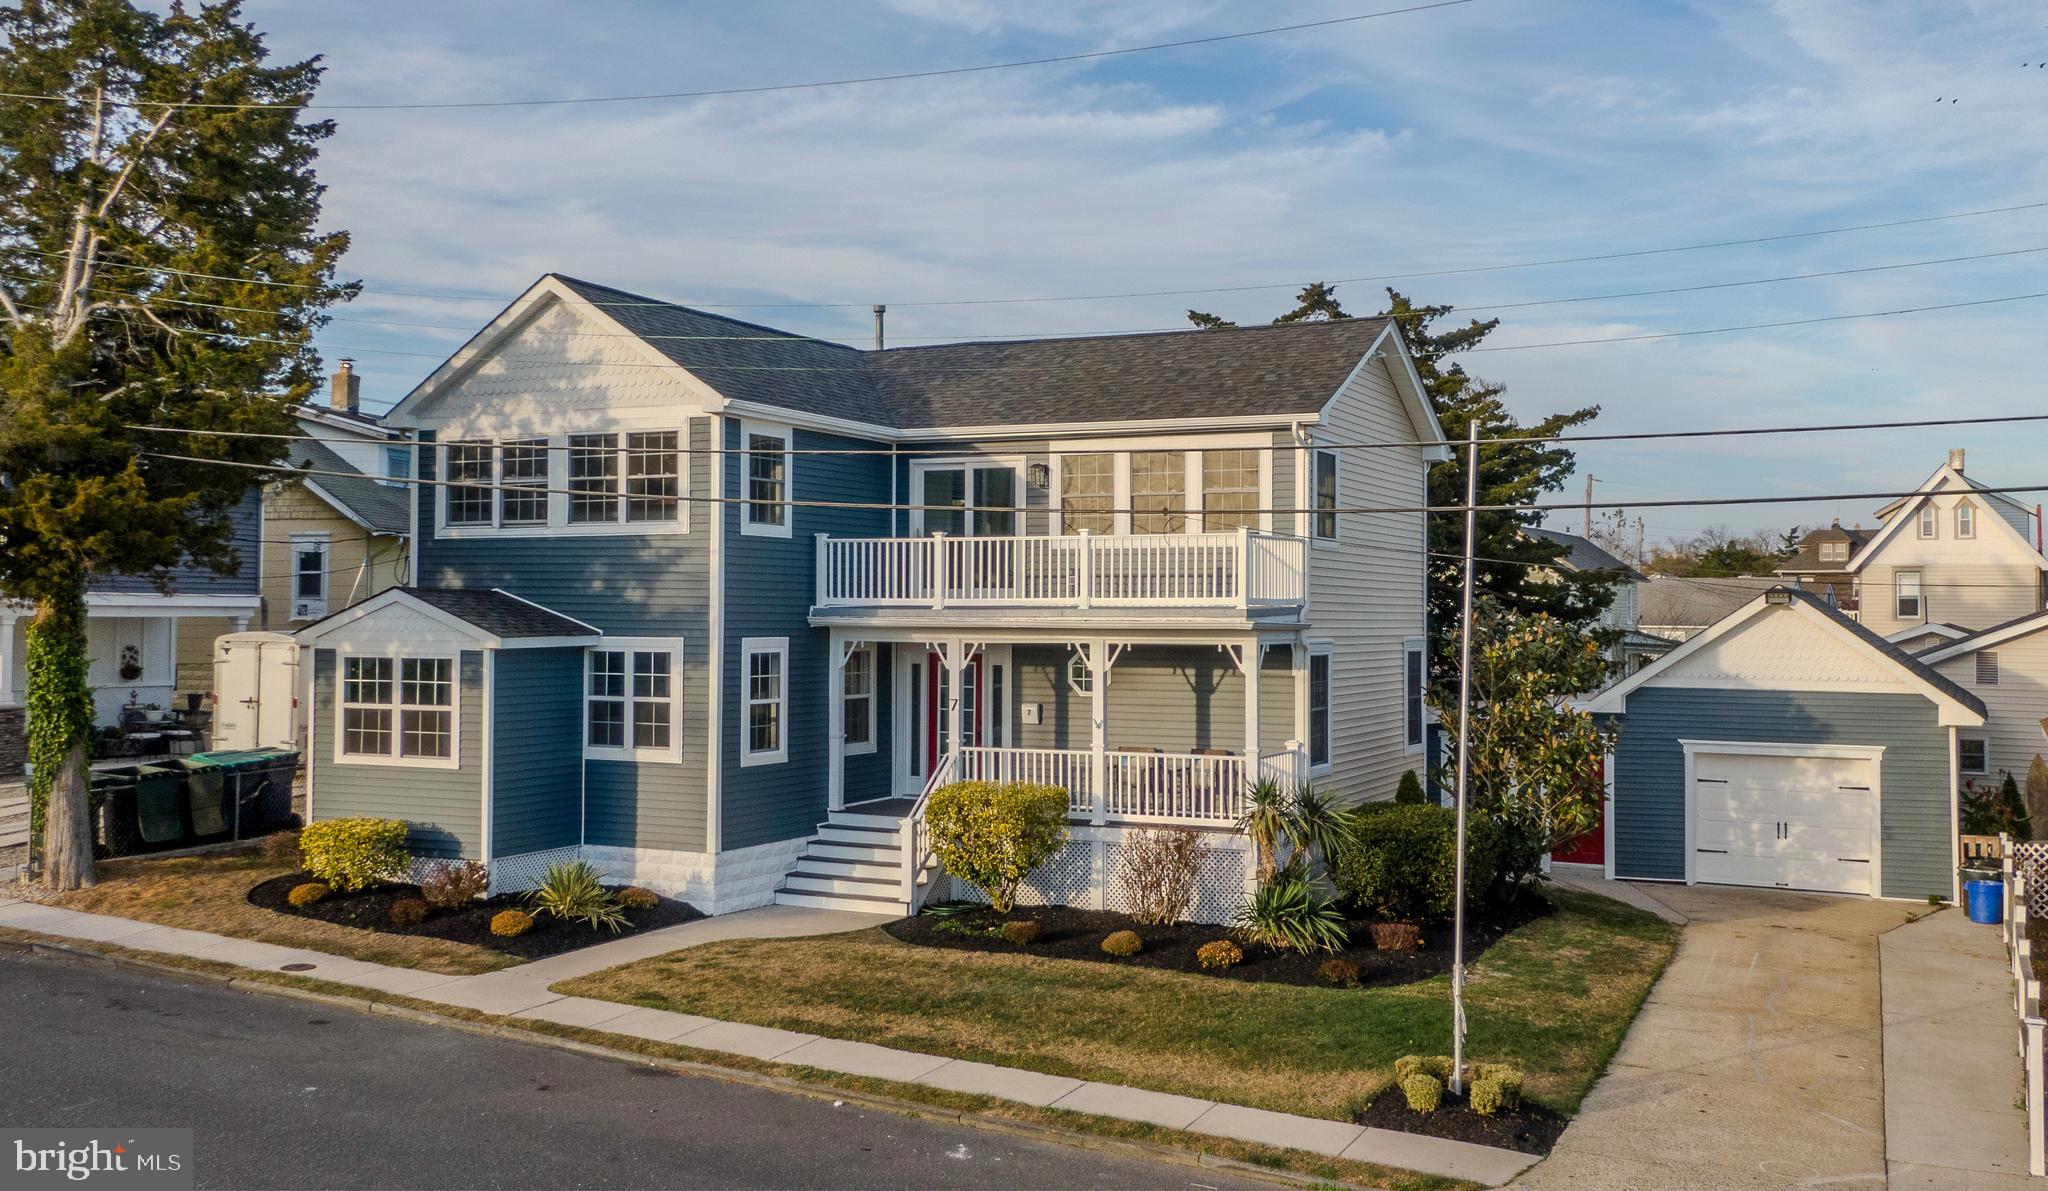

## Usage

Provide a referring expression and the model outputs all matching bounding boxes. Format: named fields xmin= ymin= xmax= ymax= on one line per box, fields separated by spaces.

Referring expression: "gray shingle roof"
xmin=1779 ymin=587 xmax=1985 ymax=717
xmin=1638 ymin=575 xmax=1780 ymax=630
xmin=402 ymin=587 xmax=597 ymax=638
xmin=551 ymin=275 xmax=1393 ymax=431
xmin=1777 ymin=524 xmax=1877 ymax=574
xmin=1526 ymin=527 xmax=1644 ymax=580
xmin=288 ymin=438 xmax=410 ymax=535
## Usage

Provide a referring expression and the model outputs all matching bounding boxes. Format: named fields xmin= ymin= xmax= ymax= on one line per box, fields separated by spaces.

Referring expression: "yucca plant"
xmin=527 ymin=860 xmax=628 ymax=932
xmin=1291 ymin=782 xmax=1363 ymax=872
xmin=1232 ymin=867 xmax=1349 ymax=954
xmin=1237 ymin=778 xmax=1300 ymax=882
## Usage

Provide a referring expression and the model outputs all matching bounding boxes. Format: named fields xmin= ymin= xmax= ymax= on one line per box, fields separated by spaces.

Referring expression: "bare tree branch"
xmin=82 ymin=301 xmax=179 ymax=339
xmin=93 ymin=106 xmax=174 ymax=221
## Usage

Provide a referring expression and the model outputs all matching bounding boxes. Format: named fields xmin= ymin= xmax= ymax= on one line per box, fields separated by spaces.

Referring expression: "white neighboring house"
xmin=1524 ymin=526 xmax=1671 ymax=676
xmin=1918 ymin=611 xmax=2048 ymax=795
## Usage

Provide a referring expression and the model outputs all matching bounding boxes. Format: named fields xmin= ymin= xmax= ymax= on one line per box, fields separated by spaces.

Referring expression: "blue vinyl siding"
xmin=308 ymin=648 xmax=484 ymax=858
xmin=91 ymin=488 xmax=260 ymax=596
xmin=586 ymin=760 xmax=705 ymax=851
xmin=490 ymin=647 xmax=583 ymax=856
xmin=722 ymin=422 xmax=891 ymax=849
xmin=1611 ymin=687 xmax=1952 ymax=900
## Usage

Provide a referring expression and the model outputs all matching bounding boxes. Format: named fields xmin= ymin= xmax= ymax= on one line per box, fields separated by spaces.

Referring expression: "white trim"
xmin=717 ymin=398 xmax=898 ymax=445
xmin=429 ymin=429 xmax=690 ymax=540
xmin=1958 ymin=733 xmax=1990 ymax=775
xmin=1917 ymin=504 xmax=1938 ymax=540
xmin=706 ymin=416 xmax=725 ymax=852
xmin=480 ymin=650 xmax=495 ymax=865
xmin=1350 ymin=322 xmax=1454 ymax=462
xmin=909 ymin=412 xmax=1313 ymax=441
xmin=1894 ymin=569 xmax=1924 ymax=622
xmin=292 ymin=586 xmax=598 ymax=650
xmin=1310 ymin=448 xmax=1340 ymax=543
xmin=1582 ymin=591 xmax=1985 ymax=727
xmin=287 ymin=531 xmax=331 ymax=623
xmin=581 ymin=638 xmax=686 ymax=764
xmin=1886 ymin=622 xmax=1970 ymax=645
xmin=739 ymin=636 xmax=789 ymax=766
xmin=739 ymin=420 xmax=794 ymax=539
xmin=1601 ymin=748 xmax=1617 ymax=880
xmin=1678 ymin=738 xmax=1885 ymax=896
xmin=908 ymin=455 xmax=1027 ymax=536
xmin=332 ymin=650 xmax=462 ymax=771
xmin=1306 ymin=639 xmax=1334 ymax=776
xmin=1956 ymin=499 xmax=1977 ymax=539
xmin=1949 ymin=725 xmax=1962 ymax=904
xmin=1848 ymin=466 xmax=2048 ymax=575
xmin=80 ymin=592 xmax=263 ymax=616
xmin=300 ymin=478 xmax=392 ymax=535
xmin=1920 ymin=611 xmax=2048 ymax=663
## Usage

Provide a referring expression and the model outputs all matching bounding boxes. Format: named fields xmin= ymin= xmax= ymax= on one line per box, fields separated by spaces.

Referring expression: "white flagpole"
xmin=1450 ymin=420 xmax=1479 ymax=1096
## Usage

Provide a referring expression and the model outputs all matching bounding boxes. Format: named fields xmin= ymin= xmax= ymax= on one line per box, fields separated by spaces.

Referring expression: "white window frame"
xmin=908 ymin=456 xmax=1027 ymax=537
xmin=1895 ymin=570 xmax=1924 ymax=621
xmin=741 ymin=421 xmax=793 ymax=538
xmin=1819 ymin=541 xmax=1846 ymax=563
xmin=1917 ymin=504 xmax=1938 ymax=539
xmin=290 ymin=531 xmax=329 ymax=621
xmin=741 ymin=636 xmax=790 ymax=766
xmin=1307 ymin=641 xmax=1334 ymax=775
xmin=1311 ymin=449 xmax=1340 ymax=542
xmin=1960 ymin=735 xmax=1989 ymax=775
xmin=1402 ymin=637 xmax=1426 ymax=754
xmin=582 ymin=638 xmax=685 ymax=763
xmin=1048 ymin=436 xmax=1274 ymax=537
xmin=1957 ymin=501 xmax=1976 ymax=539
xmin=333 ymin=650 xmax=460 ymax=770
xmin=433 ymin=430 xmax=688 ymax=539
xmin=842 ymin=644 xmax=876 ymax=756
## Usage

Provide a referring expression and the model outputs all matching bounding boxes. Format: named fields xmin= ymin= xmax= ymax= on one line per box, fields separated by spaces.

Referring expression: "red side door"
xmin=1552 ymin=757 xmax=1607 ymax=866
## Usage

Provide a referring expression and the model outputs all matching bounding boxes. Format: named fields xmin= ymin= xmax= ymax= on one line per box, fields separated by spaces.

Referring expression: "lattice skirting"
xmin=488 ymin=846 xmax=584 ymax=895
xmin=2013 ymin=841 xmax=2048 ymax=915
xmin=946 ymin=828 xmax=1253 ymax=924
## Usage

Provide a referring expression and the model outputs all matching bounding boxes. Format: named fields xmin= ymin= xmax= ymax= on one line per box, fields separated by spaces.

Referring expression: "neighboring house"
xmin=1525 ymin=526 xmax=1671 ymax=674
xmin=1917 ymin=612 xmax=2048 ymax=795
xmin=1638 ymin=575 xmax=1779 ymax=642
xmin=1775 ymin=519 xmax=1877 ymax=610
xmin=1584 ymin=586 xmax=1986 ymax=903
xmin=1786 ymin=450 xmax=2046 ymax=644
xmin=294 ymin=273 xmax=1449 ymax=916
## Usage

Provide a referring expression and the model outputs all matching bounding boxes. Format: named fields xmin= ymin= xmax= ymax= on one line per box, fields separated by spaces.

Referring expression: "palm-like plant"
xmin=1232 ymin=867 xmax=1349 ymax=954
xmin=527 ymin=860 xmax=628 ymax=933
xmin=1291 ymin=782 xmax=1363 ymax=871
xmin=1237 ymin=778 xmax=1300 ymax=882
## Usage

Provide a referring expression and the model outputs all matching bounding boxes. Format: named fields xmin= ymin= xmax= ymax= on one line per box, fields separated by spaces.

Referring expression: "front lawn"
xmin=42 ymin=845 xmax=519 ymax=975
xmin=557 ymin=886 xmax=1676 ymax=1123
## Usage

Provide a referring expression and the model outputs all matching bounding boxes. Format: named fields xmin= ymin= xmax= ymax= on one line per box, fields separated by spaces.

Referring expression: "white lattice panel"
xmin=2014 ymin=842 xmax=2048 ymax=915
xmin=954 ymin=838 xmax=1097 ymax=908
xmin=1190 ymin=847 xmax=1251 ymax=924
xmin=490 ymin=846 xmax=583 ymax=895
xmin=951 ymin=832 xmax=1250 ymax=924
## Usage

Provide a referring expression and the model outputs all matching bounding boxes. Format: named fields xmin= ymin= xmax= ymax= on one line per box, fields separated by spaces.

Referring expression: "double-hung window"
xmin=1201 ymin=449 xmax=1260 ymax=532
xmin=1960 ymin=737 xmax=1989 ymax=775
xmin=291 ymin=533 xmax=327 ymax=620
xmin=1895 ymin=570 xmax=1924 ymax=620
xmin=1403 ymin=639 xmax=1426 ymax=751
xmin=568 ymin=433 xmax=620 ymax=524
xmin=446 ymin=444 xmax=494 ymax=526
xmin=498 ymin=438 xmax=549 ymax=526
xmin=1957 ymin=502 xmax=1976 ymax=539
xmin=743 ymin=424 xmax=791 ymax=536
xmin=1917 ymin=505 xmax=1938 ymax=539
xmin=1308 ymin=646 xmax=1333 ymax=772
xmin=1819 ymin=541 xmax=1846 ymax=563
xmin=340 ymin=655 xmax=455 ymax=765
xmin=842 ymin=645 xmax=874 ymax=753
xmin=585 ymin=643 xmax=680 ymax=758
xmin=1312 ymin=450 xmax=1339 ymax=540
xmin=742 ymin=637 xmax=789 ymax=764
xmin=1058 ymin=453 xmax=1115 ymax=534
xmin=626 ymin=431 xmax=681 ymax=523
xmin=1129 ymin=450 xmax=1186 ymax=534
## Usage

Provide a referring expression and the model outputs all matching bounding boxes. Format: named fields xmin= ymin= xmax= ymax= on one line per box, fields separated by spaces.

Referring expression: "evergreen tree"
xmin=0 ymin=0 xmax=353 ymax=888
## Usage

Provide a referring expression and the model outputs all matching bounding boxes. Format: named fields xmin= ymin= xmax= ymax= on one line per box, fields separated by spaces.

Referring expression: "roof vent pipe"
xmin=873 ymin=304 xmax=886 ymax=351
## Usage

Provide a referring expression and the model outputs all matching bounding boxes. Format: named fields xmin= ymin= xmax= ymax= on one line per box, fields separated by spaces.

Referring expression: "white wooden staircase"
xmin=773 ymin=804 xmax=922 ymax=915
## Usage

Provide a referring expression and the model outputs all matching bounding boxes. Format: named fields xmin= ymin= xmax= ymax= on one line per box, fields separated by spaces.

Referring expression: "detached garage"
xmin=1584 ymin=588 xmax=1984 ymax=902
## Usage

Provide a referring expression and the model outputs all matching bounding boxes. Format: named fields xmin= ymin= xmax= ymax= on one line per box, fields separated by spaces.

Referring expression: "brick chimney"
xmin=330 ymin=358 xmax=360 ymax=412
xmin=1949 ymin=447 xmax=1966 ymax=473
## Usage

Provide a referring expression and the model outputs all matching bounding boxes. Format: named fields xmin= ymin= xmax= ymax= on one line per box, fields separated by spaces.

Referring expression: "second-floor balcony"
xmin=815 ymin=529 xmax=1308 ymax=612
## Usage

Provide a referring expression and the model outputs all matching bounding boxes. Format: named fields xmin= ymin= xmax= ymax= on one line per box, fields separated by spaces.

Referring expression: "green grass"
xmin=557 ymin=887 xmax=1676 ymax=1122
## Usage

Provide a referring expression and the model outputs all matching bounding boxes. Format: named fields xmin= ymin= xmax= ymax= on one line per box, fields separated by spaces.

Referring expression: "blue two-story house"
xmin=296 ymin=275 xmax=1448 ymax=918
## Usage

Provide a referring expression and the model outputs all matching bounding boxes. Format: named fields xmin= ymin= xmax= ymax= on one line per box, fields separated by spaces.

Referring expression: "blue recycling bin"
xmin=1965 ymin=878 xmax=2004 ymax=924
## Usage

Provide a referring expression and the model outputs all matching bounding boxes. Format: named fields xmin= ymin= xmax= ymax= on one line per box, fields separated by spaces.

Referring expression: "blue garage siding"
xmin=722 ymin=422 xmax=892 ymax=850
xmin=490 ymin=647 xmax=583 ymax=856
xmin=1612 ymin=687 xmax=1952 ymax=900
xmin=308 ymin=648 xmax=485 ymax=859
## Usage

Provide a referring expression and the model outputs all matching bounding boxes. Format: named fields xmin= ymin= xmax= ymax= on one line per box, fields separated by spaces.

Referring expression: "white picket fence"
xmin=2000 ymin=836 xmax=2048 ymax=1177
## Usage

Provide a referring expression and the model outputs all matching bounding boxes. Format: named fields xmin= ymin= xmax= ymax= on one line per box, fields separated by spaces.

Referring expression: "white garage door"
xmin=1694 ymin=750 xmax=1875 ymax=895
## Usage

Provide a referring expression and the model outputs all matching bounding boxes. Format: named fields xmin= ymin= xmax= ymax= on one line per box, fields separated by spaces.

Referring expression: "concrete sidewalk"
xmin=0 ymin=895 xmax=1538 ymax=1187
xmin=1880 ymin=906 xmax=2033 ymax=1188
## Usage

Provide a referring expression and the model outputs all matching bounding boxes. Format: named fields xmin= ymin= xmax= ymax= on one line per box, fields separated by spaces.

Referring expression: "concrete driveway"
xmin=1517 ymin=884 xmax=1928 ymax=1190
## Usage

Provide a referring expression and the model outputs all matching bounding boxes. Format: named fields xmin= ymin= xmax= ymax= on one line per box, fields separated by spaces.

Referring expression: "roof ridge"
xmin=547 ymin=273 xmax=862 ymax=352
xmin=877 ymin=314 xmax=1392 ymax=357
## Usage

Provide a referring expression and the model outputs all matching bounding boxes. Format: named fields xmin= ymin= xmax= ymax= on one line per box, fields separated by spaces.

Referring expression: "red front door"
xmin=1552 ymin=757 xmax=1607 ymax=866
xmin=924 ymin=653 xmax=982 ymax=774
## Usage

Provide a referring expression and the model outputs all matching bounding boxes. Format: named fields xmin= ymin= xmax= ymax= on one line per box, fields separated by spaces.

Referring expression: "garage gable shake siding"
xmin=308 ymin=647 xmax=485 ymax=859
xmin=1612 ymin=687 xmax=1952 ymax=900
xmin=721 ymin=421 xmax=893 ymax=850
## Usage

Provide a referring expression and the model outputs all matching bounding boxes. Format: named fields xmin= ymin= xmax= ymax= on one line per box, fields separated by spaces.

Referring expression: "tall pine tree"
xmin=0 ymin=0 xmax=353 ymax=888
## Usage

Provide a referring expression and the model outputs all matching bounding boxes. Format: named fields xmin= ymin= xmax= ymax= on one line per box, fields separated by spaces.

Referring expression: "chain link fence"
xmin=19 ymin=749 xmax=301 ymax=878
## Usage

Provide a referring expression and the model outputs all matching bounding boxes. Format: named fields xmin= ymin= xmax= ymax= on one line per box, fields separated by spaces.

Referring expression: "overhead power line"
xmin=0 ymin=1 xmax=1480 ymax=112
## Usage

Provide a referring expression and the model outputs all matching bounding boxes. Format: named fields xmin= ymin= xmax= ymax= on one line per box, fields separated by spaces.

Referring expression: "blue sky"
xmin=237 ymin=1 xmax=2048 ymax=544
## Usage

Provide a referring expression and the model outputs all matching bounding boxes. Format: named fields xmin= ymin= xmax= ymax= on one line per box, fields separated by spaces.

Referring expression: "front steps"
xmin=773 ymin=807 xmax=919 ymax=915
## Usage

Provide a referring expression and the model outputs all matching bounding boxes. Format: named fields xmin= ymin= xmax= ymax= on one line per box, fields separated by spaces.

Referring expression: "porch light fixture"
xmin=1028 ymin=462 xmax=1051 ymax=489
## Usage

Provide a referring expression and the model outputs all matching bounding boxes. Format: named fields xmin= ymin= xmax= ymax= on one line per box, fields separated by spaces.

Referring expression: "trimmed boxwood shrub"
xmin=286 ymin=881 xmax=330 ymax=908
xmin=1196 ymin=939 xmax=1242 ymax=970
xmin=925 ymin=780 xmax=1069 ymax=914
xmin=490 ymin=909 xmax=534 ymax=937
xmin=1333 ymin=804 xmax=1507 ymax=922
xmin=299 ymin=817 xmax=410 ymax=892
xmin=999 ymin=919 xmax=1042 ymax=946
xmin=387 ymin=897 xmax=429 ymax=927
xmin=1100 ymin=929 xmax=1143 ymax=956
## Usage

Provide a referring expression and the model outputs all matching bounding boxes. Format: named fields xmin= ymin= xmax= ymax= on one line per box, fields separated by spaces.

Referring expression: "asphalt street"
xmin=1 ymin=946 xmax=1270 ymax=1190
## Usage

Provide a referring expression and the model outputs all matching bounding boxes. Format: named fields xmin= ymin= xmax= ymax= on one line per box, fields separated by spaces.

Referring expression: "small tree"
xmin=1432 ymin=604 xmax=1615 ymax=886
xmin=2026 ymin=756 xmax=2048 ymax=835
xmin=1395 ymin=769 xmax=1426 ymax=805
xmin=1999 ymin=771 xmax=2033 ymax=842
xmin=925 ymin=781 xmax=1068 ymax=914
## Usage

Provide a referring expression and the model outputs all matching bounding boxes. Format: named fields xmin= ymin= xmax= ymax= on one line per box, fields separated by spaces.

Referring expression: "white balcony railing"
xmin=815 ymin=528 xmax=1307 ymax=611
xmin=956 ymin=745 xmax=1255 ymax=826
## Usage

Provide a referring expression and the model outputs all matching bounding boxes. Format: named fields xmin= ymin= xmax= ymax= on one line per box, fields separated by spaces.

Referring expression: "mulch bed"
xmin=248 ymin=872 xmax=702 ymax=960
xmin=1355 ymin=1086 xmax=1569 ymax=1155
xmin=881 ymin=894 xmax=1550 ymax=988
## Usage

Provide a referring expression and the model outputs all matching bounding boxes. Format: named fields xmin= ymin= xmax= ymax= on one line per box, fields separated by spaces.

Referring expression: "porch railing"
xmin=955 ymin=745 xmax=1256 ymax=826
xmin=815 ymin=529 xmax=1307 ymax=611
xmin=901 ymin=751 xmax=957 ymax=912
xmin=957 ymin=746 xmax=1094 ymax=818
xmin=2002 ymin=838 xmax=2048 ymax=1176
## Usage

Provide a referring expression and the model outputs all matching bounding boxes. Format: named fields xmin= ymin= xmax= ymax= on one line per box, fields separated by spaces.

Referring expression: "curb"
xmin=10 ymin=935 xmax=1390 ymax=1191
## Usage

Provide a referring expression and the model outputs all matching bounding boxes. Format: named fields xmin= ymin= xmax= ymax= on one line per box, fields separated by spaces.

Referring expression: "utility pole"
xmin=1450 ymin=420 xmax=1478 ymax=1097
xmin=873 ymin=304 xmax=886 ymax=351
xmin=1583 ymin=473 xmax=1599 ymax=537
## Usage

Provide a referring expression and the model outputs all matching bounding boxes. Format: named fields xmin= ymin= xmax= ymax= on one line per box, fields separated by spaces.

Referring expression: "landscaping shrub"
xmin=387 ymin=897 xmax=429 ymax=928
xmin=1468 ymin=1063 xmax=1525 ymax=1117
xmin=925 ymin=780 xmax=1069 ymax=914
xmin=528 ymin=860 xmax=627 ymax=933
xmin=261 ymin=829 xmax=301 ymax=864
xmin=421 ymin=860 xmax=489 ymax=909
xmin=285 ymin=881 xmax=330 ymax=908
xmin=1115 ymin=827 xmax=1200 ymax=926
xmin=1100 ymin=929 xmax=1143 ymax=957
xmin=1316 ymin=958 xmax=1360 ymax=987
xmin=999 ymin=920 xmax=1042 ymax=946
xmin=489 ymin=909 xmax=533 ymax=937
xmin=1232 ymin=869 xmax=1348 ymax=953
xmin=1395 ymin=1054 xmax=1453 ymax=1085
xmin=1333 ymin=803 xmax=1506 ymax=922
xmin=1196 ymin=939 xmax=1242 ymax=970
xmin=1368 ymin=922 xmax=1423 ymax=952
xmin=298 ymin=817 xmax=410 ymax=893
xmin=1400 ymin=1072 xmax=1443 ymax=1114
xmin=616 ymin=886 xmax=659 ymax=911
xmin=1394 ymin=769 xmax=1426 ymax=805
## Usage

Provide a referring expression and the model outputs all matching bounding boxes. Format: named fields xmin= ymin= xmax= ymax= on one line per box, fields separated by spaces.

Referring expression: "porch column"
xmin=828 ymin=630 xmax=846 ymax=812
xmin=1243 ymin=640 xmax=1263 ymax=783
xmin=945 ymin=637 xmax=966 ymax=778
xmin=1089 ymin=638 xmax=1108 ymax=826
xmin=1291 ymin=635 xmax=1310 ymax=776
xmin=0 ymin=607 xmax=18 ymax=706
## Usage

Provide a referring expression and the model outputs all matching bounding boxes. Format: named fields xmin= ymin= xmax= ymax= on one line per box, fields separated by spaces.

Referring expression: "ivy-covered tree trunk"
xmin=28 ymin=573 xmax=95 ymax=890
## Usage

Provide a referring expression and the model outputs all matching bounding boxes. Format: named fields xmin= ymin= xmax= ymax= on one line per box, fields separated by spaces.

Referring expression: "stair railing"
xmin=902 ymin=752 xmax=957 ymax=912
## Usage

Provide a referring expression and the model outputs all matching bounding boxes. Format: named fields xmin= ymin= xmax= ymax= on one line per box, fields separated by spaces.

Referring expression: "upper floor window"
xmin=568 ymin=433 xmax=619 ymax=524
xmin=1312 ymin=450 xmax=1339 ymax=540
xmin=1202 ymin=449 xmax=1261 ymax=532
xmin=1896 ymin=570 xmax=1923 ymax=620
xmin=1917 ymin=504 xmax=1938 ymax=539
xmin=439 ymin=432 xmax=684 ymax=535
xmin=1130 ymin=451 xmax=1186 ymax=534
xmin=743 ymin=423 xmax=792 ymax=537
xmin=499 ymin=438 xmax=549 ymax=526
xmin=383 ymin=444 xmax=411 ymax=485
xmin=1058 ymin=453 xmax=1114 ymax=534
xmin=291 ymin=533 xmax=328 ymax=621
xmin=1957 ymin=502 xmax=1976 ymax=539
xmin=627 ymin=431 xmax=681 ymax=523
xmin=1053 ymin=444 xmax=1271 ymax=537
xmin=1819 ymin=541 xmax=1847 ymax=563
xmin=446 ymin=444 xmax=493 ymax=526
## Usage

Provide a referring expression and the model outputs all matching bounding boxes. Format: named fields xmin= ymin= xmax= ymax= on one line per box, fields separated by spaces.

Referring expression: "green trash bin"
xmin=167 ymin=756 xmax=232 ymax=839
xmin=131 ymin=764 xmax=185 ymax=848
xmin=188 ymin=748 xmax=300 ymax=837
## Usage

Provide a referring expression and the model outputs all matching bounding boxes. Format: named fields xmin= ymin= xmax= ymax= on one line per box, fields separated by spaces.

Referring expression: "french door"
xmin=913 ymin=462 xmax=1021 ymax=536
